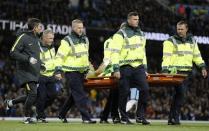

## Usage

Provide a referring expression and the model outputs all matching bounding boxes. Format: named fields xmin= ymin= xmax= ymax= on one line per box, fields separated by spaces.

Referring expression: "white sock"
xmin=8 ymin=100 xmax=13 ymax=107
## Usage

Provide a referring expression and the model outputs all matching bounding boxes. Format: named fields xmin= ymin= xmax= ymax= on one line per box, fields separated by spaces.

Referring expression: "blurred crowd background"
xmin=0 ymin=0 xmax=209 ymax=120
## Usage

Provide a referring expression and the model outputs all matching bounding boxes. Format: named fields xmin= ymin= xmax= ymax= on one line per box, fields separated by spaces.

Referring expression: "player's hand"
xmin=29 ymin=57 xmax=37 ymax=64
xmin=145 ymin=72 xmax=148 ymax=77
xmin=113 ymin=71 xmax=121 ymax=79
xmin=54 ymin=73 xmax=62 ymax=80
xmin=202 ymin=69 xmax=208 ymax=78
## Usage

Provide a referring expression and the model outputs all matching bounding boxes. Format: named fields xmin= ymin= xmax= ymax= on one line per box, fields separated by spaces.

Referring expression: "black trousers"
xmin=100 ymin=88 xmax=119 ymax=121
xmin=59 ymin=72 xmax=92 ymax=121
xmin=118 ymin=65 xmax=149 ymax=121
xmin=59 ymin=94 xmax=74 ymax=118
xmin=169 ymin=72 xmax=192 ymax=122
xmin=36 ymin=75 xmax=59 ymax=119
xmin=12 ymin=82 xmax=38 ymax=117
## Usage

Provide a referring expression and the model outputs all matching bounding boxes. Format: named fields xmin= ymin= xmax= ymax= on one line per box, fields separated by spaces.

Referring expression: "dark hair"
xmin=177 ymin=20 xmax=188 ymax=28
xmin=127 ymin=12 xmax=139 ymax=19
xmin=27 ymin=18 xmax=41 ymax=30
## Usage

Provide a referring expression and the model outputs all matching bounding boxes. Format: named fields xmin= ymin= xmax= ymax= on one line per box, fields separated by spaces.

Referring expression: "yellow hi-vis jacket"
xmin=55 ymin=32 xmax=90 ymax=73
xmin=99 ymin=37 xmax=118 ymax=76
xmin=38 ymin=42 xmax=56 ymax=76
xmin=109 ymin=25 xmax=147 ymax=72
xmin=103 ymin=37 xmax=115 ymax=61
xmin=162 ymin=35 xmax=205 ymax=72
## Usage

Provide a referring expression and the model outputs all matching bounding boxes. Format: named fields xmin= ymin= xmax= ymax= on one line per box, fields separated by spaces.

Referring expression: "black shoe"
xmin=120 ymin=119 xmax=133 ymax=125
xmin=24 ymin=118 xmax=36 ymax=124
xmin=36 ymin=117 xmax=48 ymax=123
xmin=136 ymin=118 xmax=150 ymax=125
xmin=112 ymin=117 xmax=120 ymax=124
xmin=58 ymin=116 xmax=68 ymax=123
xmin=100 ymin=119 xmax=109 ymax=124
xmin=142 ymin=119 xmax=150 ymax=125
xmin=83 ymin=120 xmax=97 ymax=124
xmin=168 ymin=119 xmax=180 ymax=125
xmin=136 ymin=118 xmax=142 ymax=123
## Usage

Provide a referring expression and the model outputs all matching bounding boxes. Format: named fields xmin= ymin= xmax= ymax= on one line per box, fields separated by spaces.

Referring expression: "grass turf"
xmin=0 ymin=121 xmax=209 ymax=131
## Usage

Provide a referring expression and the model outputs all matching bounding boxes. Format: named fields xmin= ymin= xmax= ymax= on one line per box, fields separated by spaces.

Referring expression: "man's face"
xmin=177 ymin=24 xmax=188 ymax=38
xmin=42 ymin=33 xmax=54 ymax=46
xmin=34 ymin=23 xmax=43 ymax=34
xmin=72 ymin=23 xmax=84 ymax=36
xmin=128 ymin=15 xmax=139 ymax=27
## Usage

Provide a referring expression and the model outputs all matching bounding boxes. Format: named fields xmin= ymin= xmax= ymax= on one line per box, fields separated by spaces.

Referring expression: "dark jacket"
xmin=10 ymin=30 xmax=41 ymax=86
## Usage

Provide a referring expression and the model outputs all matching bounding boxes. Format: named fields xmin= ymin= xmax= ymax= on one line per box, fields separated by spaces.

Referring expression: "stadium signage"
xmin=0 ymin=19 xmax=71 ymax=35
xmin=0 ymin=19 xmax=209 ymax=44
xmin=144 ymin=32 xmax=209 ymax=44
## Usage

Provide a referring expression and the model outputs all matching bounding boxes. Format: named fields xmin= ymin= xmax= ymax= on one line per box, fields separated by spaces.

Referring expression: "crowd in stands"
xmin=170 ymin=0 xmax=209 ymax=35
xmin=170 ymin=0 xmax=209 ymax=6
xmin=0 ymin=0 xmax=209 ymax=35
xmin=0 ymin=0 xmax=209 ymax=120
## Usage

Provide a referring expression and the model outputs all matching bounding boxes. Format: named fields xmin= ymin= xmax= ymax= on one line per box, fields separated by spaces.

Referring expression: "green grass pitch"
xmin=1 ymin=121 xmax=209 ymax=131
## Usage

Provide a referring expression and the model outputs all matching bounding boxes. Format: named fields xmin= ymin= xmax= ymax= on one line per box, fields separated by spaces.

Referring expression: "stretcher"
xmin=84 ymin=77 xmax=118 ymax=89
xmin=84 ymin=74 xmax=187 ymax=89
xmin=147 ymin=74 xmax=187 ymax=86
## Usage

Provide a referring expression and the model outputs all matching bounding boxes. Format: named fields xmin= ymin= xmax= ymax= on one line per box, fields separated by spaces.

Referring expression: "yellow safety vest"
xmin=110 ymin=26 xmax=147 ymax=72
xmin=95 ymin=38 xmax=115 ymax=77
xmin=55 ymin=33 xmax=90 ymax=73
xmin=162 ymin=35 xmax=205 ymax=72
xmin=103 ymin=37 xmax=120 ymax=61
xmin=38 ymin=42 xmax=56 ymax=76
